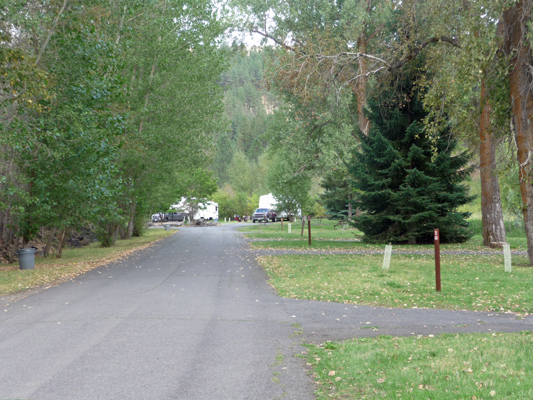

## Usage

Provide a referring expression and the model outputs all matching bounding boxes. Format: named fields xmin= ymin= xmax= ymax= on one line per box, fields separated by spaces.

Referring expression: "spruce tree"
xmin=320 ymin=167 xmax=356 ymax=220
xmin=350 ymin=79 xmax=474 ymax=244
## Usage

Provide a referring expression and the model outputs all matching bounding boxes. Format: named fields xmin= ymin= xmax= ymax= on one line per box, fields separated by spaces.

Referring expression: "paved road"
xmin=0 ymin=226 xmax=313 ymax=400
xmin=1 ymin=225 xmax=533 ymax=400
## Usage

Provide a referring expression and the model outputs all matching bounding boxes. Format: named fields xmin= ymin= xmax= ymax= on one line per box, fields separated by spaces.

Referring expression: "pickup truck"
xmin=252 ymin=208 xmax=276 ymax=223
xmin=164 ymin=212 xmax=186 ymax=222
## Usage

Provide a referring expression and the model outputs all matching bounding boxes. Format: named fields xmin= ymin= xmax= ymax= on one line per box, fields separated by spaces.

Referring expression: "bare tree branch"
xmin=389 ymin=36 xmax=461 ymax=71
xmin=250 ymin=28 xmax=296 ymax=52
xmin=305 ymin=120 xmax=335 ymax=144
xmin=36 ymin=0 xmax=68 ymax=65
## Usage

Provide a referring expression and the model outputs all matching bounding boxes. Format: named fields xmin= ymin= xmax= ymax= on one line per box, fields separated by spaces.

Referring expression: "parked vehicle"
xmin=151 ymin=213 xmax=162 ymax=222
xmin=258 ymin=193 xmax=301 ymax=221
xmin=252 ymin=208 xmax=276 ymax=223
xmin=164 ymin=212 xmax=186 ymax=222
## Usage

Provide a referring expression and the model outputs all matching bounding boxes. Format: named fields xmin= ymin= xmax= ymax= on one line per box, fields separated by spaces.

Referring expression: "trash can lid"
xmin=17 ymin=248 xmax=36 ymax=254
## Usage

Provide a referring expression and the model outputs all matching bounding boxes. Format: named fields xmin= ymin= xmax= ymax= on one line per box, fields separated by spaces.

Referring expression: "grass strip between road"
xmin=0 ymin=229 xmax=175 ymax=296
xmin=258 ymin=253 xmax=533 ymax=314
xmin=304 ymin=331 xmax=533 ymax=399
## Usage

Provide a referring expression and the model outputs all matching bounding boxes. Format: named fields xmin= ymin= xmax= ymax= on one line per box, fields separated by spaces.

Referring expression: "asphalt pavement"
xmin=1 ymin=224 xmax=532 ymax=400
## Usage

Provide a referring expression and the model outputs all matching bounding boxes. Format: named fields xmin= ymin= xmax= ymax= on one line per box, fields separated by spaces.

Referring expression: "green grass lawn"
xmin=306 ymin=331 xmax=533 ymax=399
xmin=254 ymin=219 xmax=533 ymax=399
xmin=258 ymin=253 xmax=532 ymax=313
xmin=243 ymin=219 xmax=528 ymax=251
xmin=249 ymin=234 xmax=527 ymax=252
xmin=0 ymin=229 xmax=175 ymax=296
xmin=240 ymin=219 xmax=360 ymax=240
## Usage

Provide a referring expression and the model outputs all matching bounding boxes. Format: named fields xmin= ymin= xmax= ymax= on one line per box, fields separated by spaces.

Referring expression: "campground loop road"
xmin=1 ymin=224 xmax=532 ymax=400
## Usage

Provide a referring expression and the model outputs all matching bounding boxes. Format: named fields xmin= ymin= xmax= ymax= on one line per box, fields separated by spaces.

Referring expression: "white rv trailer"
xmin=172 ymin=197 xmax=219 ymax=220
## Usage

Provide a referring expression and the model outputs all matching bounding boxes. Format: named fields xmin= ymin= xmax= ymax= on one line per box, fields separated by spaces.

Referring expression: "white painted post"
xmin=503 ymin=243 xmax=512 ymax=273
xmin=382 ymin=244 xmax=392 ymax=271
xmin=288 ymin=223 xmax=292 ymax=234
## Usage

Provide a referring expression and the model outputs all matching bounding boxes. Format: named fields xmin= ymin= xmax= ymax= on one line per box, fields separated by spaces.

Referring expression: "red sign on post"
xmin=434 ymin=228 xmax=441 ymax=292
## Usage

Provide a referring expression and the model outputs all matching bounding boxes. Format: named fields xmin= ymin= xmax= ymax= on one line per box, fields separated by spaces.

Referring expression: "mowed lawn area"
xmin=244 ymin=218 xmax=527 ymax=251
xmin=241 ymin=219 xmax=533 ymax=399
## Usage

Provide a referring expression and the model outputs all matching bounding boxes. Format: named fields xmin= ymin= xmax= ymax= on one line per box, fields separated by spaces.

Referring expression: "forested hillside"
xmin=211 ymin=47 xmax=281 ymax=218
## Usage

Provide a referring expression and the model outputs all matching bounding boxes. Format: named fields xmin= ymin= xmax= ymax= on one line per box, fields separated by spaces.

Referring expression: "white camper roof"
xmin=259 ymin=193 xmax=277 ymax=209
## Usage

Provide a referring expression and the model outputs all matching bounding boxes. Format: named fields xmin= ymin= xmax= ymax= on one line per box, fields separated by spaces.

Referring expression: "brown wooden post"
xmin=434 ymin=228 xmax=441 ymax=292
xmin=308 ymin=215 xmax=312 ymax=245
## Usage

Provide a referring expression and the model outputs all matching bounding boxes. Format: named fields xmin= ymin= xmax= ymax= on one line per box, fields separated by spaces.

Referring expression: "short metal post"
xmin=308 ymin=215 xmax=311 ymax=245
xmin=434 ymin=228 xmax=441 ymax=292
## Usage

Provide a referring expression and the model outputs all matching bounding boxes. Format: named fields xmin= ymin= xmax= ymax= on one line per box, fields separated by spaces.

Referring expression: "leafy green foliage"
xmin=267 ymin=151 xmax=311 ymax=219
xmin=213 ymin=186 xmax=259 ymax=219
xmin=177 ymin=168 xmax=218 ymax=203
xmin=1 ymin=0 xmax=228 ymax=249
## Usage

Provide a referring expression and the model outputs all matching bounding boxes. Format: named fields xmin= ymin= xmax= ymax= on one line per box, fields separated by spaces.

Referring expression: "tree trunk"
xmin=479 ymin=80 xmax=506 ymax=247
xmin=113 ymin=224 xmax=120 ymax=245
xmin=119 ymin=225 xmax=126 ymax=240
xmin=44 ymin=228 xmax=56 ymax=257
xmin=126 ymin=203 xmax=136 ymax=239
xmin=503 ymin=0 xmax=533 ymax=264
xmin=354 ymin=37 xmax=370 ymax=135
xmin=9 ymin=236 xmax=20 ymax=263
xmin=57 ymin=229 xmax=67 ymax=258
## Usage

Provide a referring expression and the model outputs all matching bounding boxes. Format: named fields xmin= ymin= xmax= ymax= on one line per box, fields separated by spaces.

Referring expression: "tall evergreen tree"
xmin=320 ymin=167 xmax=356 ymax=220
xmin=350 ymin=77 xmax=474 ymax=244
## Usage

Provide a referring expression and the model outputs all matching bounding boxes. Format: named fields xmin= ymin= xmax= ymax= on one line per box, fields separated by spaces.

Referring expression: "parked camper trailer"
xmin=194 ymin=201 xmax=219 ymax=220
xmin=171 ymin=198 xmax=219 ymax=221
